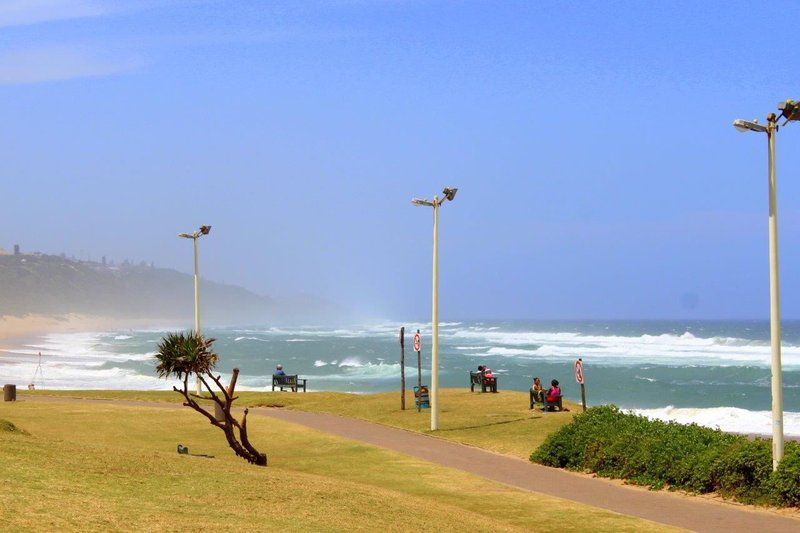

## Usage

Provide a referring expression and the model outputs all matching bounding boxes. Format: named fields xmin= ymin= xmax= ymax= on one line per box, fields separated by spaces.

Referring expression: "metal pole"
xmin=193 ymin=236 xmax=202 ymax=395
xmin=417 ymin=329 xmax=422 ymax=389
xmin=400 ymin=327 xmax=406 ymax=410
xmin=767 ymin=120 xmax=784 ymax=470
xmin=431 ymin=196 xmax=440 ymax=431
xmin=580 ymin=383 xmax=587 ymax=412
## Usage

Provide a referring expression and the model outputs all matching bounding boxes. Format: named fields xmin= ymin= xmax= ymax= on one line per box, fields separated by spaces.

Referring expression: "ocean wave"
xmin=234 ymin=336 xmax=268 ymax=342
xmin=338 ymin=357 xmax=363 ymax=368
xmin=304 ymin=362 xmax=427 ymax=381
xmin=632 ymin=406 xmax=800 ymax=437
xmin=446 ymin=328 xmax=800 ymax=367
xmin=113 ymin=335 xmax=133 ymax=340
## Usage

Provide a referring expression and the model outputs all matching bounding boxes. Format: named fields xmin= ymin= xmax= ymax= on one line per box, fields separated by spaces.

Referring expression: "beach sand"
xmin=0 ymin=314 xmax=167 ymax=344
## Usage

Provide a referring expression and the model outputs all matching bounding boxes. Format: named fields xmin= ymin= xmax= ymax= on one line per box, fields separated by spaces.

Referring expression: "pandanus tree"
xmin=155 ymin=332 xmax=267 ymax=466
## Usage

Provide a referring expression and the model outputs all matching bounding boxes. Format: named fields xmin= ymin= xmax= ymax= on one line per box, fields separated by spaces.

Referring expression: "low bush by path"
xmin=531 ymin=405 xmax=800 ymax=507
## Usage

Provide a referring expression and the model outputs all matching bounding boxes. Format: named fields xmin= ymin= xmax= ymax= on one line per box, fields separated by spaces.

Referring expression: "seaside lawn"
xmin=20 ymin=388 xmax=578 ymax=459
xmin=0 ymin=398 xmax=670 ymax=532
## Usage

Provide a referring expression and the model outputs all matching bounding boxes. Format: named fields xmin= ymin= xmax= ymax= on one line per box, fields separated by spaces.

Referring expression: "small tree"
xmin=155 ymin=332 xmax=267 ymax=466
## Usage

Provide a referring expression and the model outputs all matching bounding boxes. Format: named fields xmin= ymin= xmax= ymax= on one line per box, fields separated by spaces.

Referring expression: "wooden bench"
xmin=469 ymin=371 xmax=498 ymax=393
xmin=272 ymin=374 xmax=307 ymax=392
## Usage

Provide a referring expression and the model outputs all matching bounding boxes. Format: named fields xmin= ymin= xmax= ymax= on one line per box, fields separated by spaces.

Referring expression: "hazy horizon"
xmin=3 ymin=1 xmax=800 ymax=321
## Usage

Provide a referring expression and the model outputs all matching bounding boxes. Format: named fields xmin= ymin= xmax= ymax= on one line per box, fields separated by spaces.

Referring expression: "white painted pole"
xmin=194 ymin=235 xmax=202 ymax=395
xmin=431 ymin=196 xmax=440 ymax=431
xmin=767 ymin=122 xmax=784 ymax=470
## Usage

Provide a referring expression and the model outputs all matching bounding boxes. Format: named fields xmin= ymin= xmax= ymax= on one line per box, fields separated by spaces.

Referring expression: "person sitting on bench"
xmin=274 ymin=364 xmax=286 ymax=376
xmin=530 ymin=377 xmax=544 ymax=409
xmin=544 ymin=379 xmax=563 ymax=411
xmin=479 ymin=365 xmax=496 ymax=384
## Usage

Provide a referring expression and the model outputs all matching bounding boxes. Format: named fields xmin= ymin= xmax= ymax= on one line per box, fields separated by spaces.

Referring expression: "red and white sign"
xmin=574 ymin=358 xmax=584 ymax=385
xmin=413 ymin=332 xmax=421 ymax=352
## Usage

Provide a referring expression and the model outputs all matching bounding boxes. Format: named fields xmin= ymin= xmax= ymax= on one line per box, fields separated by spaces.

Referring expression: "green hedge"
xmin=530 ymin=405 xmax=800 ymax=507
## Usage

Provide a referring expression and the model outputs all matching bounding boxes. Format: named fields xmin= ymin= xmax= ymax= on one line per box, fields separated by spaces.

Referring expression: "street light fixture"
xmin=733 ymin=119 xmax=768 ymax=133
xmin=179 ymin=224 xmax=212 ymax=395
xmin=733 ymin=100 xmax=798 ymax=470
xmin=411 ymin=187 xmax=458 ymax=431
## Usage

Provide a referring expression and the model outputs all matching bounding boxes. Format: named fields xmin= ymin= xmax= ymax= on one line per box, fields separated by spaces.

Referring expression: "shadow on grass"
xmin=436 ymin=416 xmax=536 ymax=432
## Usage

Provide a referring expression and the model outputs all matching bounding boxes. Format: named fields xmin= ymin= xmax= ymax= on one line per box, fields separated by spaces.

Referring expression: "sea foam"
xmin=633 ymin=406 xmax=800 ymax=437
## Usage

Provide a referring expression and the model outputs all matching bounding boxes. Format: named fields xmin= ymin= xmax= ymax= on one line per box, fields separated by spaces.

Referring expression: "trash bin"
xmin=414 ymin=385 xmax=430 ymax=412
xmin=3 ymin=384 xmax=16 ymax=402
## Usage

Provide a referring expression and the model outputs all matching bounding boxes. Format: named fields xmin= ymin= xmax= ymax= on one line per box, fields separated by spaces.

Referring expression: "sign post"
xmin=575 ymin=358 xmax=586 ymax=412
xmin=413 ymin=330 xmax=422 ymax=388
xmin=400 ymin=327 xmax=406 ymax=410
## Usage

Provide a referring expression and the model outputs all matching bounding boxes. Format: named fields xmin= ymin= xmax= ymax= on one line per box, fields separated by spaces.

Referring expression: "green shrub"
xmin=769 ymin=442 xmax=800 ymax=506
xmin=710 ymin=439 xmax=772 ymax=503
xmin=531 ymin=406 xmax=798 ymax=508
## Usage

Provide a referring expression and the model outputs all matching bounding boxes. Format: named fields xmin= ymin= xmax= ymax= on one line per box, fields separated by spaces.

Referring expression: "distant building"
xmin=13 ymin=244 xmax=20 ymax=255
xmin=102 ymin=256 xmax=107 ymax=266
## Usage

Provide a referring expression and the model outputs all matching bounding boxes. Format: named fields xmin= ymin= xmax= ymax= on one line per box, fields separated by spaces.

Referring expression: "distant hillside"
xmin=0 ymin=253 xmax=331 ymax=324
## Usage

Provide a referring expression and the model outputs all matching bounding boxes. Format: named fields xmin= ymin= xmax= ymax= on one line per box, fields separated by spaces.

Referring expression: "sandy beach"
xmin=0 ymin=314 xmax=172 ymax=345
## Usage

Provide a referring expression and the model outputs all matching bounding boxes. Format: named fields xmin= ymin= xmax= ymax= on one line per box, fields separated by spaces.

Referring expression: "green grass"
xmin=0 ymin=399 xmax=672 ymax=532
xmin=21 ymin=388 xmax=576 ymax=459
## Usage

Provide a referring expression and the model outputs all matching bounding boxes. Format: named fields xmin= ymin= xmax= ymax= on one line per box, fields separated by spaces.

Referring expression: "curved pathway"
xmin=258 ymin=408 xmax=800 ymax=533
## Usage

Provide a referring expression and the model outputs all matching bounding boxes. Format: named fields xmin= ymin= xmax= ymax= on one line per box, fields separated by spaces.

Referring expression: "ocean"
xmin=3 ymin=320 xmax=800 ymax=436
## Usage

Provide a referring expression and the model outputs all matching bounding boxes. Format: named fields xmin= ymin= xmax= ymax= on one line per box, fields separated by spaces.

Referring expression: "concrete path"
xmin=258 ymin=408 xmax=800 ymax=533
xmin=21 ymin=396 xmax=800 ymax=532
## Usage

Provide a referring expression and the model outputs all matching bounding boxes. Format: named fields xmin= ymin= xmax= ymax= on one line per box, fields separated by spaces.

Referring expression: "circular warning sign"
xmin=574 ymin=358 xmax=584 ymax=385
xmin=413 ymin=332 xmax=421 ymax=352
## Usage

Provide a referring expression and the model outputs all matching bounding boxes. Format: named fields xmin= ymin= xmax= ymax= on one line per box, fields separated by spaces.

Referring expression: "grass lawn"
xmin=0 ymin=398 xmax=671 ymax=532
xmin=20 ymin=388 xmax=576 ymax=459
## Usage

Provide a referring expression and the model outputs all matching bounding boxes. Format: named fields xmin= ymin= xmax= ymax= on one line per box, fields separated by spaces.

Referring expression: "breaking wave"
xmin=633 ymin=406 xmax=800 ymax=437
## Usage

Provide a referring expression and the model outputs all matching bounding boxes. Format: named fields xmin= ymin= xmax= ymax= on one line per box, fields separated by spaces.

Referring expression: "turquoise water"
xmin=4 ymin=320 xmax=800 ymax=435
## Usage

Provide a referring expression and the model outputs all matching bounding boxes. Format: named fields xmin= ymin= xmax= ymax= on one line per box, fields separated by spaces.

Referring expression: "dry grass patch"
xmin=0 ymin=399 xmax=670 ymax=532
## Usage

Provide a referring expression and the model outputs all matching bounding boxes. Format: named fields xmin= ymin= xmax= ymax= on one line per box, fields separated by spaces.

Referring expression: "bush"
xmin=531 ymin=406 xmax=798 ymax=508
xmin=769 ymin=442 xmax=800 ymax=506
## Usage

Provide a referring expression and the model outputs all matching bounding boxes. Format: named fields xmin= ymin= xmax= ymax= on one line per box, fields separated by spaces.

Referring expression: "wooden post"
xmin=581 ymin=383 xmax=587 ymax=412
xmin=400 ymin=327 xmax=405 ymax=410
xmin=227 ymin=368 xmax=240 ymax=397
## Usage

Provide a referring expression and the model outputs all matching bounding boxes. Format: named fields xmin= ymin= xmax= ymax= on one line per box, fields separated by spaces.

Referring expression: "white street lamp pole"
xmin=431 ymin=196 xmax=440 ymax=431
xmin=766 ymin=119 xmax=784 ymax=470
xmin=733 ymin=113 xmax=787 ymax=470
xmin=412 ymin=188 xmax=457 ymax=432
xmin=193 ymin=236 xmax=201 ymax=337
xmin=179 ymin=225 xmax=212 ymax=396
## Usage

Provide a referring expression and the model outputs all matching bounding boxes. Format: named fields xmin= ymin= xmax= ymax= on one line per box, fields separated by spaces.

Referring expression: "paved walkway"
xmin=258 ymin=408 xmax=800 ymax=533
xmin=22 ymin=396 xmax=800 ymax=532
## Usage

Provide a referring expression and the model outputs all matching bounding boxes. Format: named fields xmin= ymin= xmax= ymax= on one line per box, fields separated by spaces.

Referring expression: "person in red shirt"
xmin=545 ymin=379 xmax=564 ymax=411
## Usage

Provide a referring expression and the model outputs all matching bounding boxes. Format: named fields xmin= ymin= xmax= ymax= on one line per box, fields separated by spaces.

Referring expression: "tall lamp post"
xmin=733 ymin=99 xmax=800 ymax=470
xmin=412 ymin=187 xmax=458 ymax=431
xmin=179 ymin=224 xmax=212 ymax=394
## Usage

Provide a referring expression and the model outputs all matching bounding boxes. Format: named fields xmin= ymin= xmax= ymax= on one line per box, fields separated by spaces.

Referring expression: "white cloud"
xmin=0 ymin=0 xmax=110 ymax=28
xmin=0 ymin=46 xmax=139 ymax=84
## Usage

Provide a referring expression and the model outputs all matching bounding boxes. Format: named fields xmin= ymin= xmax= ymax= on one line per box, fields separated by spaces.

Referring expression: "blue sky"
xmin=2 ymin=0 xmax=800 ymax=320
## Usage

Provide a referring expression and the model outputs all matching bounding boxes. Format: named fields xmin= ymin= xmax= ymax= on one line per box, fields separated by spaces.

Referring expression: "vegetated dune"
xmin=0 ymin=253 xmax=337 ymax=327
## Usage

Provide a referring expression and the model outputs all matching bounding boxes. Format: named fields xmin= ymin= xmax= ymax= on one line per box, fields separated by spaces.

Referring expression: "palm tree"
xmin=155 ymin=332 xmax=267 ymax=466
